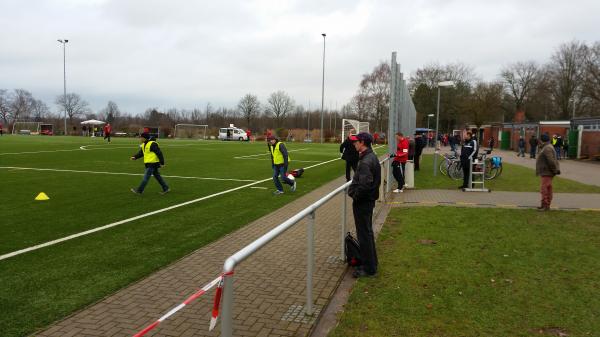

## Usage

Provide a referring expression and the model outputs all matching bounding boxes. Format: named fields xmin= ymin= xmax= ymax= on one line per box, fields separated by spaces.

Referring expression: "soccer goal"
xmin=174 ymin=124 xmax=208 ymax=139
xmin=341 ymin=119 xmax=369 ymax=140
xmin=12 ymin=121 xmax=41 ymax=135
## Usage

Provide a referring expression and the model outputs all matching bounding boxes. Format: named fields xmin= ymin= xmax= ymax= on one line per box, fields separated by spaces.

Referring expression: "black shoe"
xmin=130 ymin=188 xmax=142 ymax=195
xmin=458 ymin=186 xmax=467 ymax=189
xmin=352 ymin=269 xmax=375 ymax=278
xmin=160 ymin=188 xmax=171 ymax=195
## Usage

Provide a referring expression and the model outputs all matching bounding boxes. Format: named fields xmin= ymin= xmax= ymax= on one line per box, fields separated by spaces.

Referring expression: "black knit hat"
xmin=540 ymin=133 xmax=550 ymax=142
xmin=140 ymin=132 xmax=150 ymax=140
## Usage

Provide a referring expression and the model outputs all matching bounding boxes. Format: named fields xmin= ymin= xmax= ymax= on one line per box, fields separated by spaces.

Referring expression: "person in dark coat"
xmin=348 ymin=132 xmax=381 ymax=278
xmin=529 ymin=135 xmax=538 ymax=159
xmin=459 ymin=131 xmax=476 ymax=190
xmin=414 ymin=134 xmax=425 ymax=170
xmin=518 ymin=136 xmax=526 ymax=157
xmin=130 ymin=132 xmax=170 ymax=194
xmin=340 ymin=130 xmax=359 ymax=182
xmin=536 ymin=134 xmax=560 ymax=211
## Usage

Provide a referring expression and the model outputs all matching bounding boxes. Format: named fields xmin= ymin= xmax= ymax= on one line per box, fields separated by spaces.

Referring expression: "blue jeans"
xmin=272 ymin=165 xmax=293 ymax=191
xmin=137 ymin=166 xmax=169 ymax=192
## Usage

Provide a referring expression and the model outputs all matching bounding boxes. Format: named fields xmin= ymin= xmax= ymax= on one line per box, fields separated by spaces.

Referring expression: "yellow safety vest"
xmin=142 ymin=140 xmax=160 ymax=163
xmin=551 ymin=138 xmax=557 ymax=146
xmin=270 ymin=142 xmax=291 ymax=165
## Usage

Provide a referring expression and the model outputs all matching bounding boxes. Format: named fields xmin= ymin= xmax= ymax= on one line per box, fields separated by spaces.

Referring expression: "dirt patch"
xmin=533 ymin=327 xmax=569 ymax=336
xmin=418 ymin=239 xmax=437 ymax=245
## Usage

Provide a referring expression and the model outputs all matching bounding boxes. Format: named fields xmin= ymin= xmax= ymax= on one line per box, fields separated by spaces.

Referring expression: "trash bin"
xmin=405 ymin=160 xmax=415 ymax=189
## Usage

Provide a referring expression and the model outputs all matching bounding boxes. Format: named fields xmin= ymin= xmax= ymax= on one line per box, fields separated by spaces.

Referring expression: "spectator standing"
xmin=391 ymin=132 xmax=409 ymax=193
xmin=529 ymin=135 xmax=538 ymax=159
xmin=340 ymin=130 xmax=359 ymax=182
xmin=246 ymin=129 xmax=252 ymax=142
xmin=518 ymin=136 xmax=526 ymax=157
xmin=347 ymin=132 xmax=380 ymax=278
xmin=555 ymin=136 xmax=563 ymax=160
xmin=267 ymin=135 xmax=296 ymax=195
xmin=459 ymin=131 xmax=476 ymax=189
xmin=488 ymin=136 xmax=495 ymax=150
xmin=103 ymin=123 xmax=112 ymax=143
xmin=0 ymin=122 xmax=3 ymax=136
xmin=130 ymin=132 xmax=170 ymax=195
xmin=414 ymin=133 xmax=425 ymax=170
xmin=536 ymin=134 xmax=560 ymax=211
xmin=562 ymin=138 xmax=569 ymax=159
xmin=373 ymin=132 xmax=379 ymax=145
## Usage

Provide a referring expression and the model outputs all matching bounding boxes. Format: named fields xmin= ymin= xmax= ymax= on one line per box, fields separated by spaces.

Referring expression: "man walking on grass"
xmin=536 ymin=133 xmax=560 ymax=211
xmin=348 ymin=132 xmax=380 ymax=278
xmin=130 ymin=132 xmax=170 ymax=195
xmin=268 ymin=135 xmax=296 ymax=195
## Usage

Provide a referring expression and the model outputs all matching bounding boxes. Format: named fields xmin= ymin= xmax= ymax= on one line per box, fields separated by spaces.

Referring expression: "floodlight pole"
xmin=320 ymin=33 xmax=326 ymax=143
xmin=432 ymin=81 xmax=454 ymax=176
xmin=58 ymin=39 xmax=68 ymax=135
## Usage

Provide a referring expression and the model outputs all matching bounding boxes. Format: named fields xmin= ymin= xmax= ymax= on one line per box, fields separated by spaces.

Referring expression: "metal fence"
xmin=387 ymin=51 xmax=418 ymax=192
xmin=218 ymin=157 xmax=390 ymax=337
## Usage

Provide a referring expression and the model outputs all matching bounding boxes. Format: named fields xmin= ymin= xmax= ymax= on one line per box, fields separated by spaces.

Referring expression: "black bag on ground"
xmin=345 ymin=232 xmax=362 ymax=267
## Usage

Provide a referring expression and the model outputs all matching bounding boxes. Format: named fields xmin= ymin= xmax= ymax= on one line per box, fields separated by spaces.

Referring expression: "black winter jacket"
xmin=348 ymin=147 xmax=381 ymax=202
xmin=340 ymin=138 xmax=359 ymax=162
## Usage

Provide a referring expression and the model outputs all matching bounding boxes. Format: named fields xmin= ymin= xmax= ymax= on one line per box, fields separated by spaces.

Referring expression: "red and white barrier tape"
xmin=133 ymin=275 xmax=222 ymax=337
xmin=209 ymin=270 xmax=233 ymax=331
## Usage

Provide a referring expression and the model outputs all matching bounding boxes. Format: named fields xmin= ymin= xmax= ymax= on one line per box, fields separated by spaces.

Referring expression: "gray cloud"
xmin=1 ymin=0 xmax=599 ymax=114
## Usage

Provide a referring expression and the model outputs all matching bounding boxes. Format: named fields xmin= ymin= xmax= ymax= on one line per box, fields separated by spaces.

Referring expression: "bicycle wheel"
xmin=484 ymin=159 xmax=500 ymax=180
xmin=439 ymin=159 xmax=448 ymax=176
xmin=449 ymin=161 xmax=463 ymax=180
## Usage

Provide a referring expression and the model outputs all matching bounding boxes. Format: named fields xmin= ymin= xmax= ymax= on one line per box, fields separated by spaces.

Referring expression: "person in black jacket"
xmin=340 ymin=130 xmax=359 ymax=181
xmin=414 ymin=134 xmax=425 ymax=171
xmin=459 ymin=131 xmax=476 ymax=190
xmin=529 ymin=135 xmax=538 ymax=159
xmin=347 ymin=132 xmax=381 ymax=278
xmin=130 ymin=132 xmax=170 ymax=194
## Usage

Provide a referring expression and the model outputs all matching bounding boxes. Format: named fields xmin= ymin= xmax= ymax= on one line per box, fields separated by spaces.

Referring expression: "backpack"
xmin=345 ymin=232 xmax=362 ymax=267
xmin=289 ymin=168 xmax=304 ymax=178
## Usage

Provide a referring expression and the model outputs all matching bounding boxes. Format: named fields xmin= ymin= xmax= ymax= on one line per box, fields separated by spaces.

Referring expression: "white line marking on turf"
xmin=233 ymin=148 xmax=308 ymax=159
xmin=0 ymin=156 xmax=341 ymax=261
xmin=0 ymin=166 xmax=257 ymax=182
xmin=250 ymin=186 xmax=268 ymax=189
xmin=0 ymin=143 xmax=206 ymax=156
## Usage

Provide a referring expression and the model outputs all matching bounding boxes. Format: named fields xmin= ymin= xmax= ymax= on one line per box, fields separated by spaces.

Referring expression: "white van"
xmin=218 ymin=127 xmax=248 ymax=141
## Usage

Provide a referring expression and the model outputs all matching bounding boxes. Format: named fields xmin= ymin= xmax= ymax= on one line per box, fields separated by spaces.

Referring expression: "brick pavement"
xmin=36 ymin=176 xmax=376 ymax=337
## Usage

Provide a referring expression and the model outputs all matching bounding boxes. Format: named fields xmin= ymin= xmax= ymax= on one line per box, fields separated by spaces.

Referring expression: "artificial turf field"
xmin=0 ymin=135 xmax=365 ymax=337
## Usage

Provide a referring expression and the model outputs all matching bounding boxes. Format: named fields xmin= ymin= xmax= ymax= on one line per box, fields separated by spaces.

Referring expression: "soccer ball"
xmin=287 ymin=174 xmax=295 ymax=181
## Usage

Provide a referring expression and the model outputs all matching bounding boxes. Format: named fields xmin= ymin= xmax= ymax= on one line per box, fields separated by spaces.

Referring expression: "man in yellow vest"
xmin=130 ymin=132 xmax=170 ymax=195
xmin=268 ymin=135 xmax=296 ymax=195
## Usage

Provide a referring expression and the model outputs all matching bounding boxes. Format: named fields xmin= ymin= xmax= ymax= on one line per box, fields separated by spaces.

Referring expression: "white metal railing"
xmin=218 ymin=156 xmax=390 ymax=336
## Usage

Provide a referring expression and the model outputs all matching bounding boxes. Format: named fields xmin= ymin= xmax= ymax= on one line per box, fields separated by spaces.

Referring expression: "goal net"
xmin=341 ymin=119 xmax=369 ymax=140
xmin=12 ymin=121 xmax=41 ymax=135
xmin=174 ymin=124 xmax=208 ymax=139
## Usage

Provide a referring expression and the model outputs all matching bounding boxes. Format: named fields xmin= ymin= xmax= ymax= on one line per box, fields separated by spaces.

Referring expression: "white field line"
xmin=0 ymin=143 xmax=208 ymax=156
xmin=234 ymin=158 xmax=323 ymax=163
xmin=233 ymin=148 xmax=308 ymax=159
xmin=0 ymin=166 xmax=257 ymax=182
xmin=0 ymin=156 xmax=341 ymax=261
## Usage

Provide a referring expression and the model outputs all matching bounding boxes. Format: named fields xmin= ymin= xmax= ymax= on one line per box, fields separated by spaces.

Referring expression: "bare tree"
xmin=359 ymin=62 xmax=391 ymax=131
xmin=265 ymin=91 xmax=295 ymax=128
xmin=547 ymin=40 xmax=587 ymax=119
xmin=55 ymin=93 xmax=91 ymax=129
xmin=31 ymin=99 xmax=51 ymax=121
xmin=0 ymin=89 xmax=10 ymax=126
xmin=583 ymin=41 xmax=600 ymax=104
xmin=238 ymin=94 xmax=261 ymax=128
xmin=10 ymin=89 xmax=35 ymax=122
xmin=500 ymin=61 xmax=539 ymax=114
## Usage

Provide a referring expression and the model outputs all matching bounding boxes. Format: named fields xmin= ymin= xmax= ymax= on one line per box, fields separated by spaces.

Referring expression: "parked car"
xmin=218 ymin=127 xmax=248 ymax=141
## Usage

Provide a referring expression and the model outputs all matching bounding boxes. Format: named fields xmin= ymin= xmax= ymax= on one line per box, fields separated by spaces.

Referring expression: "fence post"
xmin=306 ymin=211 xmax=315 ymax=316
xmin=220 ymin=272 xmax=234 ymax=337
xmin=341 ymin=188 xmax=347 ymax=260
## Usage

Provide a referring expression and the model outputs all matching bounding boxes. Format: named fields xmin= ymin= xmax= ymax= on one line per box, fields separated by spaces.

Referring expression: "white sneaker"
xmin=291 ymin=180 xmax=297 ymax=192
xmin=393 ymin=188 xmax=403 ymax=193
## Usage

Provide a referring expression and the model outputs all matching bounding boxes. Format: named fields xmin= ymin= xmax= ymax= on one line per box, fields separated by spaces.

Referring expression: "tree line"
xmin=2 ymin=39 xmax=598 ymax=137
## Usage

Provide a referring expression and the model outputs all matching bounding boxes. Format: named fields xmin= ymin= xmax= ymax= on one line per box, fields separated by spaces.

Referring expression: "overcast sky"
xmin=1 ymin=0 xmax=599 ymax=115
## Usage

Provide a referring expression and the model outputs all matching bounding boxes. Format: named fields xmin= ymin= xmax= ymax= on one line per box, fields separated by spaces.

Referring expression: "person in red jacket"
xmin=391 ymin=132 xmax=409 ymax=193
xmin=246 ymin=129 xmax=252 ymax=142
xmin=103 ymin=123 xmax=112 ymax=143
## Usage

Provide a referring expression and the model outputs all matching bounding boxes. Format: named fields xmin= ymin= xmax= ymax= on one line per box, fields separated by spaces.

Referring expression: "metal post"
xmin=433 ymin=86 xmax=441 ymax=176
xmin=341 ymin=188 xmax=347 ymax=260
xmin=306 ymin=211 xmax=315 ymax=316
xmin=58 ymin=39 xmax=68 ymax=135
xmin=426 ymin=116 xmax=430 ymax=147
xmin=221 ymin=272 xmax=234 ymax=337
xmin=320 ymin=33 xmax=326 ymax=143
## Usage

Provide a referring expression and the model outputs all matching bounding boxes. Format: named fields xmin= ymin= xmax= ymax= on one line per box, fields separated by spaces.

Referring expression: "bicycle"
xmin=475 ymin=150 xmax=503 ymax=180
xmin=439 ymin=151 xmax=462 ymax=180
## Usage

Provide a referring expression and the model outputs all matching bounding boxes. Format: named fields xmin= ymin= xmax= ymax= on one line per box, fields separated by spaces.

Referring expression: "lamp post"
xmin=426 ymin=113 xmax=434 ymax=148
xmin=57 ymin=39 xmax=68 ymax=135
xmin=433 ymin=81 xmax=455 ymax=176
xmin=320 ymin=33 xmax=326 ymax=143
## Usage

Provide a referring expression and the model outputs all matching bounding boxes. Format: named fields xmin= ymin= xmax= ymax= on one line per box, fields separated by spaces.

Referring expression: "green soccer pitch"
xmin=0 ymin=135 xmax=370 ymax=337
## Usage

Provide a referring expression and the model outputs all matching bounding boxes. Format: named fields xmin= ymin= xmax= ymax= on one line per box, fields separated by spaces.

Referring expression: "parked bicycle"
xmin=439 ymin=151 xmax=462 ymax=180
xmin=476 ymin=149 xmax=503 ymax=180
